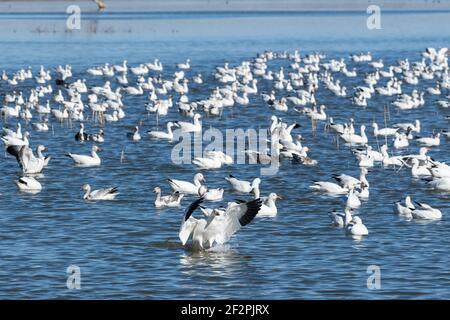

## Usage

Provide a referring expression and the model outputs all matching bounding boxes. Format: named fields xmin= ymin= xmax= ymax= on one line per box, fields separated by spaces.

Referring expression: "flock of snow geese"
xmin=1 ymin=47 xmax=449 ymax=250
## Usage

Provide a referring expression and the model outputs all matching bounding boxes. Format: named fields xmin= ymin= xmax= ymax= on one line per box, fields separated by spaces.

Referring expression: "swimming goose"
xmin=198 ymin=185 xmax=224 ymax=201
xmin=346 ymin=186 xmax=361 ymax=209
xmin=15 ymin=176 xmax=42 ymax=192
xmin=130 ymin=126 xmax=141 ymax=141
xmin=329 ymin=207 xmax=353 ymax=228
xmin=167 ymin=173 xmax=205 ymax=194
xmin=192 ymin=151 xmax=232 ymax=170
xmin=372 ymin=122 xmax=399 ymax=137
xmin=411 ymin=201 xmax=442 ymax=220
xmin=416 ymin=133 xmax=440 ymax=147
xmin=333 ymin=167 xmax=368 ymax=189
xmin=340 ymin=125 xmax=368 ymax=145
xmin=410 ymin=158 xmax=432 ymax=177
xmin=153 ymin=187 xmax=184 ymax=208
xmin=67 ymin=145 xmax=101 ymax=166
xmin=2 ymin=131 xmax=30 ymax=147
xmin=428 ymin=177 xmax=450 ymax=191
xmin=394 ymin=119 xmax=421 ymax=133
xmin=346 ymin=216 xmax=369 ymax=236
xmin=82 ymin=184 xmax=118 ymax=201
xmin=147 ymin=121 xmax=179 ymax=140
xmin=175 ymin=113 xmax=202 ymax=133
xmin=176 ymin=59 xmax=191 ymax=70
xmin=75 ymin=123 xmax=89 ymax=142
xmin=179 ymin=197 xmax=262 ymax=250
xmin=393 ymin=195 xmax=415 ymax=218
xmin=257 ymin=192 xmax=281 ymax=217
xmin=310 ymin=181 xmax=349 ymax=194
xmin=3 ymin=123 xmax=22 ymax=139
xmin=89 ymin=129 xmax=105 ymax=143
xmin=225 ymin=175 xmax=261 ymax=194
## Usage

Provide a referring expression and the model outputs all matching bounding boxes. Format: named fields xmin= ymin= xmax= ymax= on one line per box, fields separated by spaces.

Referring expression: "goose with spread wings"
xmin=179 ymin=197 xmax=262 ymax=250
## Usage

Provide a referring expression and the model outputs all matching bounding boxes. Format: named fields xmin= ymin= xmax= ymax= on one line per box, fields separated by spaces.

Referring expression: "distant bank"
xmin=0 ymin=0 xmax=449 ymax=13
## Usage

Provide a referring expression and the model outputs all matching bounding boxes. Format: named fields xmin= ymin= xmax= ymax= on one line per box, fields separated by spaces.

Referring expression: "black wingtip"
xmin=239 ymin=198 xmax=263 ymax=226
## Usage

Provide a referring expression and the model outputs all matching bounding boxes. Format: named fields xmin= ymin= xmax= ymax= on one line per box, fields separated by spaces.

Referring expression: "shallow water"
xmin=0 ymin=10 xmax=450 ymax=299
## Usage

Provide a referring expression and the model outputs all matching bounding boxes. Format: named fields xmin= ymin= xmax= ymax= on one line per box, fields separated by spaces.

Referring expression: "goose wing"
xmin=179 ymin=197 xmax=203 ymax=245
xmin=205 ymin=198 xmax=262 ymax=245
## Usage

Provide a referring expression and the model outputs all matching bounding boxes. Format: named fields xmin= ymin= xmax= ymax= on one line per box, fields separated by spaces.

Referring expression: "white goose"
xmin=198 ymin=185 xmax=224 ymax=201
xmin=329 ymin=207 xmax=353 ymax=228
xmin=179 ymin=197 xmax=262 ymax=250
xmin=310 ymin=181 xmax=348 ymax=194
xmin=153 ymin=187 xmax=184 ymax=208
xmin=147 ymin=122 xmax=179 ymax=140
xmin=411 ymin=201 xmax=442 ymax=220
xmin=393 ymin=195 xmax=414 ymax=218
xmin=67 ymin=145 xmax=101 ymax=166
xmin=175 ymin=113 xmax=202 ymax=133
xmin=168 ymin=173 xmax=205 ymax=195
xmin=416 ymin=133 xmax=440 ymax=147
xmin=346 ymin=216 xmax=369 ymax=236
xmin=82 ymin=184 xmax=119 ymax=201
xmin=15 ymin=176 xmax=42 ymax=192
xmin=225 ymin=175 xmax=261 ymax=194
xmin=372 ymin=122 xmax=399 ymax=137
xmin=258 ymin=193 xmax=281 ymax=217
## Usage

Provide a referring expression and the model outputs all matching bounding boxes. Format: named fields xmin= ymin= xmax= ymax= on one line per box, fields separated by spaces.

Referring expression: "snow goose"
xmin=394 ymin=119 xmax=420 ymax=133
xmin=192 ymin=151 xmax=232 ymax=170
xmin=130 ymin=126 xmax=141 ymax=141
xmin=393 ymin=196 xmax=414 ymax=218
xmin=428 ymin=177 xmax=450 ymax=191
xmin=75 ymin=123 xmax=89 ymax=141
xmin=416 ymin=133 xmax=440 ymax=147
xmin=175 ymin=113 xmax=202 ymax=133
xmin=89 ymin=129 xmax=105 ymax=143
xmin=346 ymin=187 xmax=361 ymax=209
xmin=372 ymin=122 xmax=399 ymax=137
xmin=333 ymin=168 xmax=368 ymax=189
xmin=198 ymin=185 xmax=224 ymax=201
xmin=340 ymin=125 xmax=368 ymax=145
xmin=225 ymin=175 xmax=260 ymax=194
xmin=2 ymin=131 xmax=30 ymax=147
xmin=346 ymin=216 xmax=369 ymax=236
xmin=153 ymin=187 xmax=184 ymax=208
xmin=168 ymin=173 xmax=205 ymax=195
xmin=258 ymin=193 xmax=281 ymax=217
xmin=82 ymin=184 xmax=118 ymax=201
xmin=15 ymin=176 xmax=42 ymax=192
xmin=329 ymin=207 xmax=353 ymax=228
xmin=411 ymin=202 xmax=442 ymax=220
xmin=3 ymin=123 xmax=22 ymax=139
xmin=176 ymin=59 xmax=191 ymax=70
xmin=147 ymin=121 xmax=178 ymax=140
xmin=179 ymin=197 xmax=262 ymax=250
xmin=310 ymin=181 xmax=348 ymax=194
xmin=67 ymin=145 xmax=101 ymax=166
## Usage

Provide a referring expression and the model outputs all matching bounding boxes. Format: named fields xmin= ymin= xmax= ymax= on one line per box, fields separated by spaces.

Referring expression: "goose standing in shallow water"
xmin=82 ymin=184 xmax=119 ymax=201
xmin=153 ymin=187 xmax=184 ymax=208
xmin=67 ymin=145 xmax=101 ymax=166
xmin=179 ymin=197 xmax=262 ymax=250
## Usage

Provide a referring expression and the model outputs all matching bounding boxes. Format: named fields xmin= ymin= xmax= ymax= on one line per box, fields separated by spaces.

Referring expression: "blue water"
xmin=0 ymin=11 xmax=450 ymax=299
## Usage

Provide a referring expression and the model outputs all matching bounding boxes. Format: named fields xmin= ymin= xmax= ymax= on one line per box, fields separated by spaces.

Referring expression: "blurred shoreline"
xmin=0 ymin=0 xmax=449 ymax=13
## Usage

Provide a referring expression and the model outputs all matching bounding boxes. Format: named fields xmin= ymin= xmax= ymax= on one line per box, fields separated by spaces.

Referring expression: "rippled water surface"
xmin=0 ymin=10 xmax=450 ymax=299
